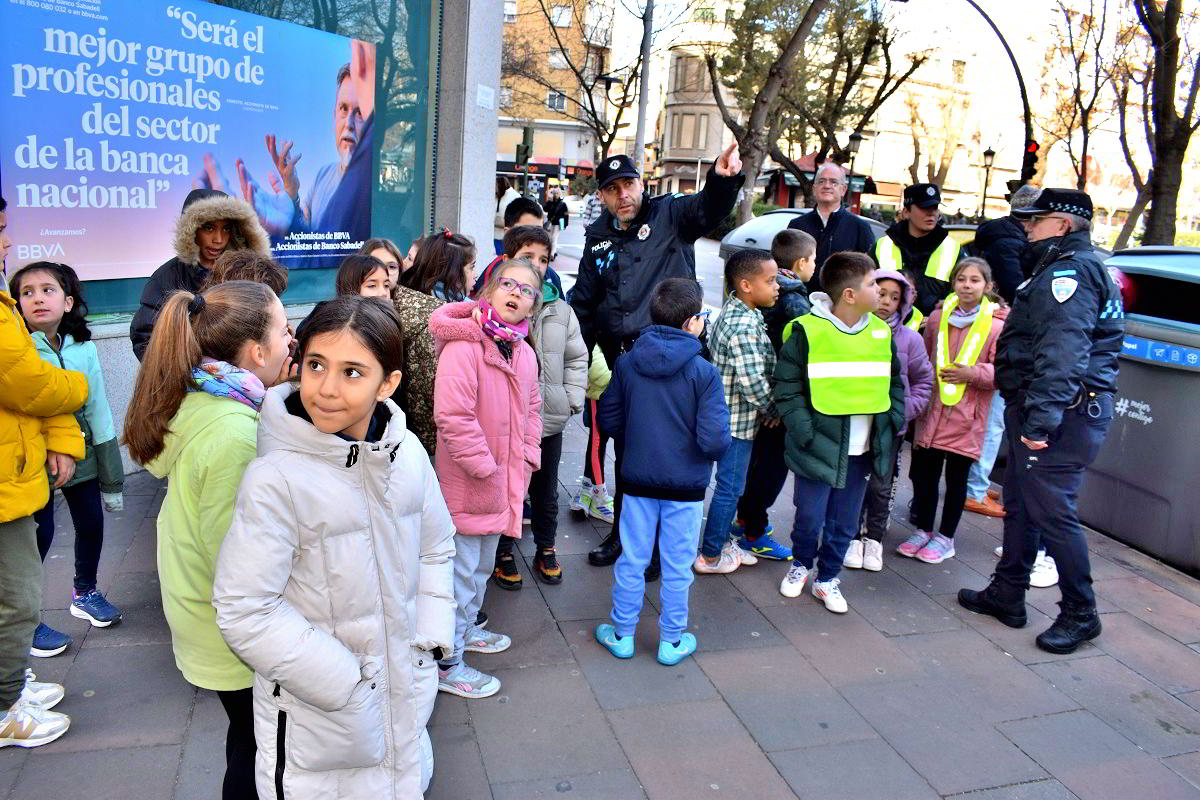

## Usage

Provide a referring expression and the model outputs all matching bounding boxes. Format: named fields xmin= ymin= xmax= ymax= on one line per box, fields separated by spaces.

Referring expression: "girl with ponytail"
xmin=123 ymin=280 xmax=292 ymax=800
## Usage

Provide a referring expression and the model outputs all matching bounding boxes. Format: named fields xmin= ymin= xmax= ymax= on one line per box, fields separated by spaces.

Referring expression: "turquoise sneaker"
xmin=737 ymin=532 xmax=792 ymax=561
xmin=594 ymin=624 xmax=634 ymax=659
xmin=656 ymin=633 xmax=697 ymax=666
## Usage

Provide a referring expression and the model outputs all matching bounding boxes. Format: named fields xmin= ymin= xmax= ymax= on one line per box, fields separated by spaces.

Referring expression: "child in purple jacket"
xmin=844 ymin=269 xmax=933 ymax=571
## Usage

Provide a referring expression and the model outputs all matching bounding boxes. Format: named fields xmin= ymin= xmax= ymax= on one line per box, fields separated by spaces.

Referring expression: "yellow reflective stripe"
xmin=925 ymin=238 xmax=960 ymax=282
xmin=934 ymin=295 xmax=993 ymax=407
xmin=807 ymin=361 xmax=893 ymax=379
xmin=875 ymin=237 xmax=902 ymax=271
xmin=905 ymin=308 xmax=924 ymax=331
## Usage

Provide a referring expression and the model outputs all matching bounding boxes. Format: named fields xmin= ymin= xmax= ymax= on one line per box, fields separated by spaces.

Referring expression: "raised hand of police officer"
xmin=714 ymin=142 xmax=742 ymax=177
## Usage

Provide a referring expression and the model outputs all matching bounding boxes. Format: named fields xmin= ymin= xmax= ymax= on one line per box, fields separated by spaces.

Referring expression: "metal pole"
xmin=696 ymin=155 xmax=703 ymax=191
xmin=633 ymin=0 xmax=654 ymax=173
xmin=980 ymin=163 xmax=992 ymax=217
xmin=960 ymin=0 xmax=1034 ymax=173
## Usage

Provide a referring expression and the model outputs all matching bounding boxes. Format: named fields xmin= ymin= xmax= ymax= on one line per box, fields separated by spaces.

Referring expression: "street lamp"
xmin=980 ymin=146 xmax=995 ymax=218
xmin=847 ymin=131 xmax=864 ymax=178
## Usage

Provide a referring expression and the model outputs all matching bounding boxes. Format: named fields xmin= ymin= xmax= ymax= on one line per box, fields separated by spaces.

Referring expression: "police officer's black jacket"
xmin=995 ymin=230 xmax=1124 ymax=441
xmin=570 ymin=168 xmax=744 ymax=361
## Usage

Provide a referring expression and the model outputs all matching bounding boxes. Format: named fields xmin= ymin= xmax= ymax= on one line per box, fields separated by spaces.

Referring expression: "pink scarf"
xmin=477 ymin=299 xmax=529 ymax=342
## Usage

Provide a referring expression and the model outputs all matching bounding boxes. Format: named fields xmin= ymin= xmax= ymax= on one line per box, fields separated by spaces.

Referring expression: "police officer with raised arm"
xmin=958 ymin=188 xmax=1124 ymax=654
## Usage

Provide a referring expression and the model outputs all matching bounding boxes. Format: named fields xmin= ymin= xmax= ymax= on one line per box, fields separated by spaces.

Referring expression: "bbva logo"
xmin=17 ymin=243 xmax=65 ymax=259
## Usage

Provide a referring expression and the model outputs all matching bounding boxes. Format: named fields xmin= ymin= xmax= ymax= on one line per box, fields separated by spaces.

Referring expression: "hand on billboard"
xmin=714 ymin=142 xmax=742 ymax=177
xmin=236 ymin=158 xmax=295 ymax=236
xmin=192 ymin=153 xmax=234 ymax=195
xmin=350 ymin=39 xmax=375 ymax=120
xmin=265 ymin=135 xmax=302 ymax=202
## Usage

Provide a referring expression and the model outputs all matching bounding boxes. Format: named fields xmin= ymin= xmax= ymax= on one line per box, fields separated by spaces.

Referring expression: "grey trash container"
xmin=1078 ymin=247 xmax=1200 ymax=576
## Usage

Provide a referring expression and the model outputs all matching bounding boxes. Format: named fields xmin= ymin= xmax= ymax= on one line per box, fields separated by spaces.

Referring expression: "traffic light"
xmin=1021 ymin=140 xmax=1039 ymax=182
xmin=1004 ymin=178 xmax=1023 ymax=203
xmin=515 ymin=126 xmax=534 ymax=167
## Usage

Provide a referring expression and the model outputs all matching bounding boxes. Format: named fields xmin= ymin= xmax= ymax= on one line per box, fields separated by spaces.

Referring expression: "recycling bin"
xmin=1078 ymin=246 xmax=1200 ymax=576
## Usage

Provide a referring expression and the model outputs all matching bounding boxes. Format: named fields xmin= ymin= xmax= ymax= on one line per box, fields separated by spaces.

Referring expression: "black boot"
xmin=588 ymin=529 xmax=622 ymax=566
xmin=1036 ymin=605 xmax=1101 ymax=654
xmin=957 ymin=583 xmax=1027 ymax=628
xmin=644 ymin=544 xmax=661 ymax=582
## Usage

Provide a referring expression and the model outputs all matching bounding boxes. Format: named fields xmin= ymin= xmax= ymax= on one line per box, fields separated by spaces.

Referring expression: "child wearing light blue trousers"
xmin=595 ymin=279 xmax=731 ymax=665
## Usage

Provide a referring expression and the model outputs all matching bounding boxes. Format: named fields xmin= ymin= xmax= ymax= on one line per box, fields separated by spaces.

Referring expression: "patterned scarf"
xmin=189 ymin=358 xmax=267 ymax=412
xmin=477 ymin=299 xmax=529 ymax=343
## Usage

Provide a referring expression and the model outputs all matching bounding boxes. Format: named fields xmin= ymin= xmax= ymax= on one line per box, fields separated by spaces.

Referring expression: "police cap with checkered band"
xmin=596 ymin=154 xmax=641 ymax=189
xmin=1010 ymin=188 xmax=1093 ymax=221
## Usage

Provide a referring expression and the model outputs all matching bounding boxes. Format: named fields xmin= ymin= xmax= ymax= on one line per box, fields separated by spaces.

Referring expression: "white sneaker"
xmin=569 ymin=478 xmax=592 ymax=514
xmin=780 ymin=563 xmax=810 ymax=598
xmin=1030 ymin=553 xmax=1059 ymax=588
xmin=0 ymin=701 xmax=70 ymax=748
xmin=694 ymin=548 xmax=739 ymax=574
xmin=812 ymin=578 xmax=849 ymax=613
xmin=19 ymin=670 xmax=63 ymax=710
xmin=862 ymin=539 xmax=884 ymax=572
xmin=463 ymin=626 xmax=512 ymax=654
xmin=588 ymin=484 xmax=616 ymax=525
xmin=726 ymin=539 xmax=758 ymax=567
xmin=843 ymin=539 xmax=865 ymax=569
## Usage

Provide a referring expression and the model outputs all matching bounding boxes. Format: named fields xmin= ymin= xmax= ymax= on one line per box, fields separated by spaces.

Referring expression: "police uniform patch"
xmin=1051 ymin=276 xmax=1078 ymax=303
xmin=609 ymin=159 xmax=620 ymax=169
xmin=637 ymin=224 xmax=651 ymax=240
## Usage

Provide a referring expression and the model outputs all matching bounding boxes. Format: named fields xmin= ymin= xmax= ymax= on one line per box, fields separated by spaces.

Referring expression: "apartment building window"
xmin=504 ymin=1 xmax=517 ymax=23
xmin=499 ymin=87 xmax=513 ymax=109
xmin=547 ymin=91 xmax=567 ymax=111
xmin=693 ymin=7 xmax=716 ymax=22
xmin=695 ymin=114 xmax=709 ymax=150
xmin=952 ymin=59 xmax=966 ymax=83
xmin=550 ymin=47 xmax=569 ymax=70
xmin=550 ymin=5 xmax=571 ymax=27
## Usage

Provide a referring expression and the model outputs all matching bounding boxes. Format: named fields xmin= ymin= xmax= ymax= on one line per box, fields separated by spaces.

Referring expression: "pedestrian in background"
xmin=787 ymin=162 xmax=876 ymax=290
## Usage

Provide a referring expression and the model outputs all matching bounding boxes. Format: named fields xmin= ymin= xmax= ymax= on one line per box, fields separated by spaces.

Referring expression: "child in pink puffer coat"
xmin=429 ymin=259 xmax=543 ymax=700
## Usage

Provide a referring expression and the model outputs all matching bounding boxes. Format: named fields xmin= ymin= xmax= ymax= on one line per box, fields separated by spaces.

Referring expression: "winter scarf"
xmin=189 ymin=359 xmax=266 ymax=412
xmin=478 ymin=299 xmax=530 ymax=343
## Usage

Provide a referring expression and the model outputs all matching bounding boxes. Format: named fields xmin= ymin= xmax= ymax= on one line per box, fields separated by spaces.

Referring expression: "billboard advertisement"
xmin=1 ymin=0 xmax=376 ymax=279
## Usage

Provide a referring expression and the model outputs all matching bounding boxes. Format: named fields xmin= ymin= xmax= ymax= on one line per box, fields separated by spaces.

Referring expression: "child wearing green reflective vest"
xmin=774 ymin=252 xmax=906 ymax=612
xmin=900 ymin=257 xmax=1008 ymax=565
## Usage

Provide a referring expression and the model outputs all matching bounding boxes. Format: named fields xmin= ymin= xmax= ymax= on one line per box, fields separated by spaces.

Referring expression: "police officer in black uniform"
xmin=571 ymin=144 xmax=745 ymax=567
xmin=958 ymin=188 xmax=1124 ymax=654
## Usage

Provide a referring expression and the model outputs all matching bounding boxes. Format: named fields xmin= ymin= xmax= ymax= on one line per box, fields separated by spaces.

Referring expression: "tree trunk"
xmin=1113 ymin=185 xmax=1151 ymax=250
xmin=1143 ymin=143 xmax=1184 ymax=244
xmin=735 ymin=146 xmax=768 ymax=224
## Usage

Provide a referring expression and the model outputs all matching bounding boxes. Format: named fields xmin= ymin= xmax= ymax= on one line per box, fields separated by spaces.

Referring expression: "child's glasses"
xmin=498 ymin=276 xmax=537 ymax=300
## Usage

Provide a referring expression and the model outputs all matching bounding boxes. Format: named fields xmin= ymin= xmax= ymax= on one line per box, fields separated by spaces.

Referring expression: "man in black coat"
xmin=571 ymin=144 xmax=744 ymax=567
xmin=970 ymin=184 xmax=1041 ymax=302
xmin=786 ymin=162 xmax=876 ymax=290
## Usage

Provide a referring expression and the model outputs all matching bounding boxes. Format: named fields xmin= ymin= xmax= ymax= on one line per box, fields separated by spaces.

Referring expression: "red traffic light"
xmin=1025 ymin=140 xmax=1040 ymax=154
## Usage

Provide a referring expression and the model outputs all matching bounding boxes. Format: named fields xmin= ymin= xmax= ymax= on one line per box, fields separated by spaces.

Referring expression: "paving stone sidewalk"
xmin=3 ymin=418 xmax=1200 ymax=800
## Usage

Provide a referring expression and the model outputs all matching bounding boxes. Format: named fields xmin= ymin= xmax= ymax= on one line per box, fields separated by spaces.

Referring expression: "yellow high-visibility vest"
xmin=935 ymin=295 xmax=994 ymax=407
xmin=874 ymin=235 xmax=960 ymax=282
xmin=905 ymin=307 xmax=924 ymax=331
xmin=791 ymin=313 xmax=892 ymax=415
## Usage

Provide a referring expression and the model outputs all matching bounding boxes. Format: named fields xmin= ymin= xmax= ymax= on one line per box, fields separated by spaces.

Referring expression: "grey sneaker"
xmin=463 ymin=625 xmax=511 ymax=654
xmin=437 ymin=662 xmax=501 ymax=699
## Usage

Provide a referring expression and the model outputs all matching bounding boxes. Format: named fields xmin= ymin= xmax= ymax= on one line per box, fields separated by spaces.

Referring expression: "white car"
xmin=718 ymin=208 xmax=888 ymax=261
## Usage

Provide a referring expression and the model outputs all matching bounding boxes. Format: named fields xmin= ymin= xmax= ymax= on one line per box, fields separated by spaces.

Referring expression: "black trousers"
xmin=498 ymin=432 xmax=563 ymax=557
xmin=582 ymin=399 xmax=609 ymax=486
xmin=994 ymin=397 xmax=1112 ymax=609
xmin=33 ymin=478 xmax=105 ymax=593
xmin=217 ymin=688 xmax=259 ymax=800
xmin=861 ymin=436 xmax=903 ymax=542
xmin=909 ymin=446 xmax=974 ymax=538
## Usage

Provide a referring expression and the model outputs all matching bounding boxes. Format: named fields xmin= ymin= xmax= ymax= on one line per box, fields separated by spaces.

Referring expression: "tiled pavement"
xmin=3 ymin=418 xmax=1200 ymax=800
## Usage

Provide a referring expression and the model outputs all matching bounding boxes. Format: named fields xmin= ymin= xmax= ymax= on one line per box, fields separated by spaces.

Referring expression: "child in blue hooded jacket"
xmin=595 ymin=278 xmax=730 ymax=666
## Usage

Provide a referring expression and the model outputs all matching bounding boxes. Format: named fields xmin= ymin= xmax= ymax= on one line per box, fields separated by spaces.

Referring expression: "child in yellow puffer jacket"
xmin=569 ymin=346 xmax=615 ymax=524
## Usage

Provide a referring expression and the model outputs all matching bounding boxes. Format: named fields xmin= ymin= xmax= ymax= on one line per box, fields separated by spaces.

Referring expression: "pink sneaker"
xmin=915 ymin=533 xmax=956 ymax=564
xmin=896 ymin=530 xmax=933 ymax=558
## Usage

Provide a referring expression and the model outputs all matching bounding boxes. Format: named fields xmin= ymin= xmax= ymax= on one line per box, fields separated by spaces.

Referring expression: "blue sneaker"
xmin=594 ymin=624 xmax=634 ymax=659
xmin=657 ymin=633 xmax=697 ymax=666
xmin=737 ymin=532 xmax=792 ymax=561
xmin=30 ymin=623 xmax=71 ymax=658
xmin=730 ymin=518 xmax=774 ymax=538
xmin=70 ymin=589 xmax=122 ymax=627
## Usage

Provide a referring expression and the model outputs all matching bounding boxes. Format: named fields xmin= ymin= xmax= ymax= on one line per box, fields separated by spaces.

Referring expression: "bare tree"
xmin=703 ymin=0 xmax=832 ymax=224
xmin=502 ymin=0 xmax=645 ymax=160
xmin=1112 ymin=46 xmax=1153 ymax=249
xmin=1127 ymin=0 xmax=1200 ymax=244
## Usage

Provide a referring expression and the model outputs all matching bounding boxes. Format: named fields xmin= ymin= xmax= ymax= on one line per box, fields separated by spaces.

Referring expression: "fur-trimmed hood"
xmin=173 ymin=192 xmax=270 ymax=266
